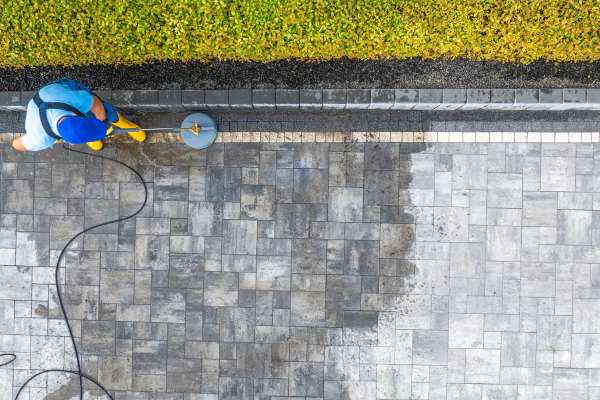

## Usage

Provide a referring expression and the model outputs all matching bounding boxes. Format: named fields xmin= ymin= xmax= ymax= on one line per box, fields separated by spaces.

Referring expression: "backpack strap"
xmin=33 ymin=93 xmax=88 ymax=140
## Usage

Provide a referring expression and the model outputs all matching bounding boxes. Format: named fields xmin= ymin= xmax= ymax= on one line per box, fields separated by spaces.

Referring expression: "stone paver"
xmin=1 ymin=141 xmax=600 ymax=399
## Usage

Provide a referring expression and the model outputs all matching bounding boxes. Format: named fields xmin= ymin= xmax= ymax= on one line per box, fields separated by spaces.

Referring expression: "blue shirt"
xmin=23 ymin=82 xmax=94 ymax=151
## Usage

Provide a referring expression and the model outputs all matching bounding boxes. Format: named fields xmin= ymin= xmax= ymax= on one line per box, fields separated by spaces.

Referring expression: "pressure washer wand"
xmin=112 ymin=124 xmax=201 ymax=135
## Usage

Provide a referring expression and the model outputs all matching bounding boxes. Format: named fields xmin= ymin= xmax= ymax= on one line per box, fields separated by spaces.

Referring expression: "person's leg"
xmin=112 ymin=112 xmax=146 ymax=142
xmin=86 ymin=141 xmax=103 ymax=151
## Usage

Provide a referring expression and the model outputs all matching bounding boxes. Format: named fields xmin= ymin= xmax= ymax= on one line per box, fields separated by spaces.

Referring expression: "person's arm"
xmin=90 ymin=95 xmax=106 ymax=121
xmin=12 ymin=136 xmax=28 ymax=151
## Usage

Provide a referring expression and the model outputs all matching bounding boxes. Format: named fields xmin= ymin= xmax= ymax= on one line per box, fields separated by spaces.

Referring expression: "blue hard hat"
xmin=57 ymin=116 xmax=107 ymax=144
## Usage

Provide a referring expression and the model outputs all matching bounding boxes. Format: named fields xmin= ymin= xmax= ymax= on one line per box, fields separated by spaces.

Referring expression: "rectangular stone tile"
xmin=225 ymin=143 xmax=260 ymax=167
xmin=572 ymin=334 xmax=600 ymax=367
xmin=377 ymin=365 xmax=411 ymax=399
xmin=450 ymin=243 xmax=484 ymax=278
xmin=365 ymin=169 xmax=399 ymax=206
xmin=573 ymin=299 xmax=600 ymax=333
xmin=487 ymin=226 xmax=521 ymax=261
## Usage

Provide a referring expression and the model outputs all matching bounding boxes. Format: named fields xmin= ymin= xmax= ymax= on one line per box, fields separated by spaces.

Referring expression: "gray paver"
xmin=1 ymin=141 xmax=599 ymax=400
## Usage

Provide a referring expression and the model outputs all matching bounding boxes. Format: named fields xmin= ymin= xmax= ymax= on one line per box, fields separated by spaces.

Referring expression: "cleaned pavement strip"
xmin=1 ymin=141 xmax=600 ymax=399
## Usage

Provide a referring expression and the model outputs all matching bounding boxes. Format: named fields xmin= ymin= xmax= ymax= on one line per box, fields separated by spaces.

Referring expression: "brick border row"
xmin=1 ymin=88 xmax=600 ymax=111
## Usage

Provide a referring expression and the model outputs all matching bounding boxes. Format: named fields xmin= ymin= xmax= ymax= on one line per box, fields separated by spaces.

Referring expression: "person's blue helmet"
xmin=57 ymin=116 xmax=107 ymax=144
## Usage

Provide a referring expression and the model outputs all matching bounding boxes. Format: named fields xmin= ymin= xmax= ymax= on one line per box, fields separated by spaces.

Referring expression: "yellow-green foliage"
xmin=0 ymin=0 xmax=599 ymax=67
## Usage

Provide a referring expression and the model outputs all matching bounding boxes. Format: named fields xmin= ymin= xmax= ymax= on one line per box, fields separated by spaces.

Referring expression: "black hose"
xmin=0 ymin=143 xmax=148 ymax=400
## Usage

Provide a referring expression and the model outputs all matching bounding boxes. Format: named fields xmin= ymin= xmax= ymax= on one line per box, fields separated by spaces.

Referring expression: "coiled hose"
xmin=1 ymin=143 xmax=148 ymax=400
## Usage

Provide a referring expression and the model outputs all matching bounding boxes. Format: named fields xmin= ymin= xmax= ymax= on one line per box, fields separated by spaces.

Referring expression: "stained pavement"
xmin=1 ymin=140 xmax=600 ymax=399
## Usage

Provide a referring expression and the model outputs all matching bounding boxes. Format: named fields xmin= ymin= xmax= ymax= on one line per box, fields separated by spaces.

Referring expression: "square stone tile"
xmin=449 ymin=314 xmax=484 ymax=348
xmin=453 ymin=155 xmax=487 ymax=189
xmin=465 ymin=349 xmax=500 ymax=384
xmin=450 ymin=243 xmax=484 ymax=278
xmin=487 ymin=173 xmax=522 ymax=208
xmin=100 ymin=269 xmax=135 ymax=304
xmin=541 ymin=157 xmax=575 ymax=191
xmin=292 ymin=239 xmax=326 ymax=274
xmin=380 ymin=224 xmax=415 ymax=259
xmin=289 ymin=362 xmax=324 ymax=397
xmin=150 ymin=288 xmax=186 ymax=323
xmin=537 ymin=315 xmax=571 ymax=350
xmin=412 ymin=330 xmax=448 ymax=365
xmin=501 ymin=332 xmax=536 ymax=367
xmin=328 ymin=187 xmax=363 ymax=222
xmin=557 ymin=209 xmax=592 ymax=245
xmin=522 ymin=192 xmax=557 ymax=227
xmin=293 ymin=169 xmax=328 ymax=203
xmin=223 ymin=220 xmax=257 ymax=255
xmin=291 ymin=291 xmax=325 ymax=326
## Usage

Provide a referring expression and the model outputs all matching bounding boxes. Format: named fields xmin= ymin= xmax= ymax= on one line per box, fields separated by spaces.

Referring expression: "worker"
xmin=12 ymin=79 xmax=146 ymax=152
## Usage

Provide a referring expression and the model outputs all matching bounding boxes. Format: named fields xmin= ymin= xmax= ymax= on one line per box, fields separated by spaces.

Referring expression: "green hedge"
xmin=1 ymin=0 xmax=598 ymax=67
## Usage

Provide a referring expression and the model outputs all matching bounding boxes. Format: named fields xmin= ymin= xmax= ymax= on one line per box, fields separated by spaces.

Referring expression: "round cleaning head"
xmin=180 ymin=113 xmax=218 ymax=149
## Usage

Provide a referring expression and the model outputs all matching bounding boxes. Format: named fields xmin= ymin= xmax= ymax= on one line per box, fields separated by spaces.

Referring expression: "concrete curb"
xmin=1 ymin=88 xmax=600 ymax=112
xmin=3 ymin=131 xmax=600 ymax=145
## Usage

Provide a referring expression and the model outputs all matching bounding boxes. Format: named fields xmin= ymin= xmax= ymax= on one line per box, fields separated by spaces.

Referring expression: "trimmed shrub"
xmin=0 ymin=0 xmax=598 ymax=67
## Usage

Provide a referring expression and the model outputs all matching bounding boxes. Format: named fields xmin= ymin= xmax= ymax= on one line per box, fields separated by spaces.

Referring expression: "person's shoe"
xmin=86 ymin=140 xmax=104 ymax=151
xmin=113 ymin=113 xmax=146 ymax=142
